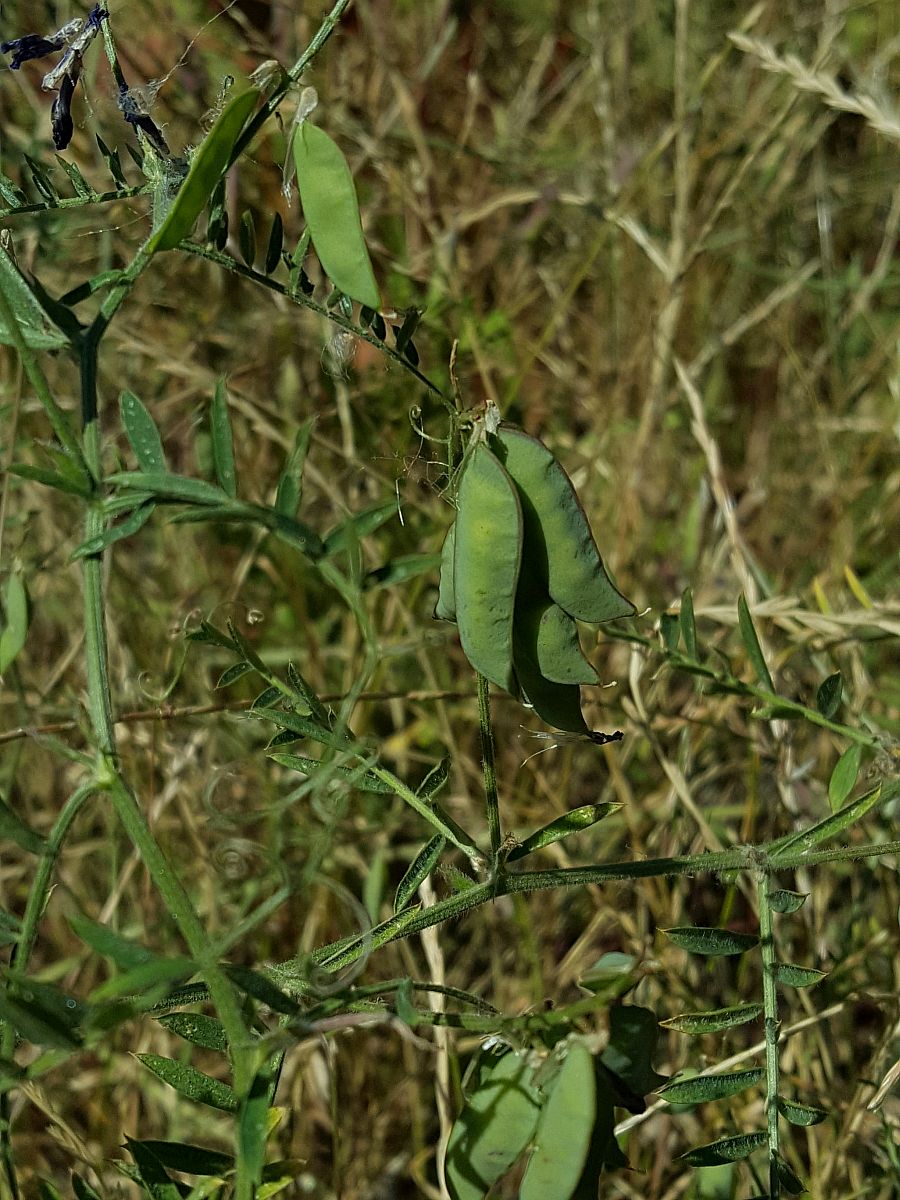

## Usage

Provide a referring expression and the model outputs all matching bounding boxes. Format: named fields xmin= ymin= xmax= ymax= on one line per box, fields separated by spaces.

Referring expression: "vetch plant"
xmin=0 ymin=2 xmax=897 ymax=1197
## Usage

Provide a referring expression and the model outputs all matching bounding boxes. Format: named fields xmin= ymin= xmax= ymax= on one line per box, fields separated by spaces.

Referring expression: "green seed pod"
xmin=434 ymin=521 xmax=457 ymax=622
xmin=292 ymin=122 xmax=380 ymax=309
xmin=453 ymin=444 xmax=522 ymax=693
xmin=515 ymin=594 xmax=597 ymax=685
xmin=514 ymin=626 xmax=592 ymax=735
xmin=492 ymin=426 xmax=635 ymax=624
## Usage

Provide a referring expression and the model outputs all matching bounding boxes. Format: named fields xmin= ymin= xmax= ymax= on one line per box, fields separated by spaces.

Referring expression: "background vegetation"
xmin=1 ymin=0 xmax=898 ymax=1196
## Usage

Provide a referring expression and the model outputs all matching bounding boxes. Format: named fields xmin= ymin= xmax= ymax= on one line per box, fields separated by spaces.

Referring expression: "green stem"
xmin=665 ymin=650 xmax=883 ymax=749
xmin=749 ymin=685 xmax=881 ymax=747
xmin=477 ymin=673 xmax=502 ymax=858
xmin=179 ymin=241 xmax=447 ymax=399
xmin=293 ymin=837 xmax=897 ymax=980
xmin=758 ymin=875 xmax=781 ymax=1198
xmin=0 ymin=186 xmax=151 ymax=220
xmin=154 ymin=834 xmax=899 ymax=1014
xmin=229 ymin=0 xmax=356 ymax=165
xmin=75 ymin=250 xmax=254 ymax=1093
xmin=368 ymin=763 xmax=483 ymax=864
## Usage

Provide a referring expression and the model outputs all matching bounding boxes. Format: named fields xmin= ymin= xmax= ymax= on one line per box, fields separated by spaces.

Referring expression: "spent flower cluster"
xmin=1 ymin=5 xmax=167 ymax=154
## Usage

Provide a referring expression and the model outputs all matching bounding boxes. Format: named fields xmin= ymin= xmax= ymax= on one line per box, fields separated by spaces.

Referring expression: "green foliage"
xmin=0 ymin=2 xmax=896 ymax=1197
xmin=0 ymin=242 xmax=68 ymax=350
xmin=136 ymin=1054 xmax=238 ymax=1112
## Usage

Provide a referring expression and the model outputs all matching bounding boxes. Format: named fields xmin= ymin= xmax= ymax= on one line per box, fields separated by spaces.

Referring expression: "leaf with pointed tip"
xmin=828 ymin=743 xmax=862 ymax=812
xmin=660 ymin=612 xmax=680 ymax=652
xmin=768 ymin=889 xmax=807 ymax=914
xmin=323 ymin=502 xmax=397 ymax=556
xmin=223 ymin=965 xmax=300 ymax=1016
xmin=157 ymin=1012 xmax=227 ymax=1052
xmin=816 ymin=672 xmax=842 ymax=719
xmin=0 ymin=573 xmax=30 ymax=674
xmin=25 ymin=273 xmax=84 ymax=341
xmin=107 ymin=470 xmax=230 ymax=505
xmin=71 ymin=1176 xmax=102 ymax=1200
xmin=69 ymin=914 xmax=160 ymax=971
xmin=0 ymin=242 xmax=68 ymax=349
xmin=394 ymin=835 xmax=446 ymax=913
xmin=364 ymin=552 xmax=442 ymax=589
xmin=0 ymin=977 xmax=84 ymax=1049
xmin=775 ymin=1154 xmax=806 ymax=1194
xmin=275 ymin=418 xmax=315 ymax=517
xmin=661 ymin=1003 xmax=763 ymax=1035
xmin=578 ymin=953 xmax=638 ymax=1001
xmin=0 ymin=173 xmax=27 ymax=208
xmin=507 ymin=803 xmax=619 ymax=862
xmin=777 ymin=1097 xmax=827 ymax=1126
xmin=87 ymin=957 xmax=197 ymax=1004
xmin=70 ymin=502 xmax=157 ymax=559
xmin=121 ymin=391 xmax=167 ymax=472
xmin=659 ymin=1068 xmax=763 ymax=1106
xmin=96 ymin=136 xmax=127 ymax=188
xmin=265 ymin=213 xmax=284 ymax=274
xmin=8 ymin=463 xmax=93 ymax=498
xmin=56 ymin=156 xmax=91 ymax=197
xmin=136 ymin=1055 xmax=238 ymax=1111
xmin=680 ymin=588 xmax=698 ymax=660
xmin=238 ymin=210 xmax=257 ymax=267
xmin=209 ymin=380 xmax=238 ymax=498
xmin=773 ymin=963 xmax=826 ymax=988
xmin=269 ymin=752 xmax=393 ymax=794
xmin=238 ymin=1065 xmax=274 ymax=1186
xmin=417 ymin=757 xmax=450 ymax=803
xmin=737 ymin=594 xmax=774 ymax=690
xmin=129 ymin=1141 xmax=232 ymax=1177
xmin=664 ymin=926 xmax=758 ymax=956
xmin=216 ymin=662 xmax=254 ymax=689
xmin=681 ymin=1131 xmax=766 ymax=1166
xmin=24 ymin=156 xmax=58 ymax=203
xmin=771 ymin=782 xmax=885 ymax=862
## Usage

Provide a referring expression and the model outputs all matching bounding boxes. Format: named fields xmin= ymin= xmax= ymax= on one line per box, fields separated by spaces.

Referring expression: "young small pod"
xmin=453 ymin=443 xmax=523 ymax=693
xmin=434 ymin=521 xmax=457 ymax=622
xmin=492 ymin=426 xmax=635 ymax=625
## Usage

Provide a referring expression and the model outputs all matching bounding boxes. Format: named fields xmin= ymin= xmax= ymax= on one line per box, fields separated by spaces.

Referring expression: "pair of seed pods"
xmin=436 ymin=423 xmax=635 ymax=734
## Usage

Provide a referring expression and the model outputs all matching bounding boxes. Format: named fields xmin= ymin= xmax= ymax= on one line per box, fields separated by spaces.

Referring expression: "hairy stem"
xmin=758 ymin=875 xmax=781 ymax=1197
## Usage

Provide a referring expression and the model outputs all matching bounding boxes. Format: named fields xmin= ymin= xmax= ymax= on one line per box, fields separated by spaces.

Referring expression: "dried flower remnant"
xmin=0 ymin=30 xmax=73 ymax=70
xmin=1 ymin=6 xmax=107 ymax=150
xmin=118 ymin=82 xmax=170 ymax=156
xmin=50 ymin=59 xmax=81 ymax=151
